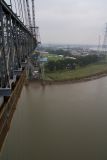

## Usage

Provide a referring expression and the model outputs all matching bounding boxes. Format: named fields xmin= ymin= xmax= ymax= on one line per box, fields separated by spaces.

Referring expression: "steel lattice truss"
xmin=0 ymin=0 xmax=37 ymax=90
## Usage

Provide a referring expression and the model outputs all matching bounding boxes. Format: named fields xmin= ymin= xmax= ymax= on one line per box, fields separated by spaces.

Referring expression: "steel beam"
xmin=0 ymin=0 xmax=37 ymax=96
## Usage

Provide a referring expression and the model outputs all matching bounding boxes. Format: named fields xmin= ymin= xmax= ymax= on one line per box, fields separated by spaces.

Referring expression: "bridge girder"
xmin=0 ymin=0 xmax=37 ymax=91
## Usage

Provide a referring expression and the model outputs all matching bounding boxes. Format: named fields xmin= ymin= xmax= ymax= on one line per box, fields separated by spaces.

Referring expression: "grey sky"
xmin=5 ymin=0 xmax=107 ymax=45
xmin=36 ymin=0 xmax=107 ymax=45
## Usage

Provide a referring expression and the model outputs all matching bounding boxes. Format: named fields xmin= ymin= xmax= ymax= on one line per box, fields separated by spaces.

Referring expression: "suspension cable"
xmin=23 ymin=0 xmax=28 ymax=26
xmin=9 ymin=0 xmax=12 ymax=9
xmin=32 ymin=0 xmax=36 ymax=35
xmin=13 ymin=0 xmax=18 ymax=15
xmin=19 ymin=0 xmax=24 ymax=23
xmin=17 ymin=0 xmax=21 ymax=18
xmin=26 ymin=0 xmax=32 ymax=31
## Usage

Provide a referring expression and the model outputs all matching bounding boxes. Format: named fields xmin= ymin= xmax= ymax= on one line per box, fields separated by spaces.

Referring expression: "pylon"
xmin=102 ymin=23 xmax=107 ymax=53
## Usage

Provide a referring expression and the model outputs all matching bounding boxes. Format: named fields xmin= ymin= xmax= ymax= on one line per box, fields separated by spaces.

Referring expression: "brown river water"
xmin=1 ymin=77 xmax=107 ymax=160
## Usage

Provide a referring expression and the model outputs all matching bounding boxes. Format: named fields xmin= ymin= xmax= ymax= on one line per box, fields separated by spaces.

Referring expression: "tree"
xmin=45 ymin=60 xmax=56 ymax=71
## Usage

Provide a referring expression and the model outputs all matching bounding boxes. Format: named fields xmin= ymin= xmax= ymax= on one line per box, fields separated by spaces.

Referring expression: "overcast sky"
xmin=36 ymin=0 xmax=107 ymax=45
xmin=5 ymin=0 xmax=107 ymax=45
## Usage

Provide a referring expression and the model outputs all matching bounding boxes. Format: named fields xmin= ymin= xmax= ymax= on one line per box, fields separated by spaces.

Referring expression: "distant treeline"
xmin=45 ymin=54 xmax=106 ymax=72
xmin=77 ymin=55 xmax=101 ymax=66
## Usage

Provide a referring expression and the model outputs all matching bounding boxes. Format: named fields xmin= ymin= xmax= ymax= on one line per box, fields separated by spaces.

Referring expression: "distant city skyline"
xmin=5 ymin=0 xmax=107 ymax=45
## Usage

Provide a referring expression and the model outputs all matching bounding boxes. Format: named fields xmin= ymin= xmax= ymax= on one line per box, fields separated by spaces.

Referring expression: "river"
xmin=1 ymin=77 xmax=107 ymax=160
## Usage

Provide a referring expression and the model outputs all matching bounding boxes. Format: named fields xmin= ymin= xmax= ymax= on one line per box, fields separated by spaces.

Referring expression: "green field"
xmin=44 ymin=62 xmax=107 ymax=81
xmin=42 ymin=54 xmax=63 ymax=61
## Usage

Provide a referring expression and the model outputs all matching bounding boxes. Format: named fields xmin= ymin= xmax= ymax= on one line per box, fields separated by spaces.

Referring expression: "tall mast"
xmin=102 ymin=23 xmax=107 ymax=53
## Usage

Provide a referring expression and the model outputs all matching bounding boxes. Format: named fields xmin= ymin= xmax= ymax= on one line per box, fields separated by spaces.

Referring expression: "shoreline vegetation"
xmin=32 ymin=49 xmax=107 ymax=85
xmin=42 ymin=62 xmax=107 ymax=84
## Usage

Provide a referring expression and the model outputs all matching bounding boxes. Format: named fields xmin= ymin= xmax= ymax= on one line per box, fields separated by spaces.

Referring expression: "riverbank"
xmin=42 ymin=62 xmax=107 ymax=84
xmin=42 ymin=71 xmax=107 ymax=85
xmin=2 ymin=74 xmax=107 ymax=160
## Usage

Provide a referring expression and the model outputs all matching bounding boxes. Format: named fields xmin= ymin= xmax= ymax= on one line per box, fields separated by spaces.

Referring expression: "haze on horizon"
xmin=5 ymin=0 xmax=107 ymax=45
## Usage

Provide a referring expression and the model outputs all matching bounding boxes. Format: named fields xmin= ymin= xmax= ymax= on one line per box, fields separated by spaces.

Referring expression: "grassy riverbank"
xmin=44 ymin=62 xmax=107 ymax=81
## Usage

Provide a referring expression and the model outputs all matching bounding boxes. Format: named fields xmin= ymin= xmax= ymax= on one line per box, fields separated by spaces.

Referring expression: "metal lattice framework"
xmin=0 ymin=0 xmax=38 ymax=90
xmin=32 ymin=0 xmax=36 ymax=36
